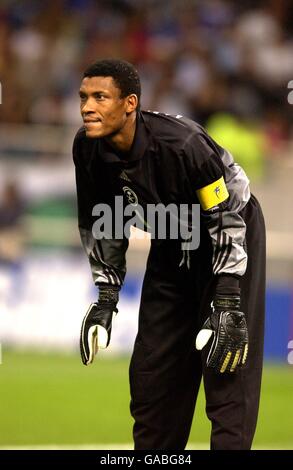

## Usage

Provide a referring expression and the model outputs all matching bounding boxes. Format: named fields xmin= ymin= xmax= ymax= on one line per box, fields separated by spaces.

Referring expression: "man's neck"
xmin=105 ymin=112 xmax=137 ymax=154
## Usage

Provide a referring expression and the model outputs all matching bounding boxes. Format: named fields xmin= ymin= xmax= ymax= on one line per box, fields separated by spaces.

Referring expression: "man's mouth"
xmin=83 ymin=118 xmax=101 ymax=124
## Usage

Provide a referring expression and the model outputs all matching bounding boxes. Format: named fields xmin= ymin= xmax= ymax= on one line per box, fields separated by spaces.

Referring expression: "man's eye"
xmin=95 ymin=95 xmax=105 ymax=101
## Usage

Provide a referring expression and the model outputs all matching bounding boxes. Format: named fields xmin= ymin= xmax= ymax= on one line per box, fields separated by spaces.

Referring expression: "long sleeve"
xmin=73 ymin=132 xmax=128 ymax=288
xmin=184 ymin=131 xmax=250 ymax=282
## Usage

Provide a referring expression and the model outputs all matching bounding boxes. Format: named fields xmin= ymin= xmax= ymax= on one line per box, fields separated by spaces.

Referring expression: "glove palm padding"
xmin=196 ymin=296 xmax=248 ymax=373
xmin=80 ymin=287 xmax=119 ymax=366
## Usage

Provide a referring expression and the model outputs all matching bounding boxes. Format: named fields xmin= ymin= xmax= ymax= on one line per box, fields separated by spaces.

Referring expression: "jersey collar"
xmin=98 ymin=111 xmax=150 ymax=163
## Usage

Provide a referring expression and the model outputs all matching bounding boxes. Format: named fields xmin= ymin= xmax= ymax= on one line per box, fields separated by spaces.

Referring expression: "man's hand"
xmin=195 ymin=295 xmax=248 ymax=373
xmin=80 ymin=286 xmax=119 ymax=366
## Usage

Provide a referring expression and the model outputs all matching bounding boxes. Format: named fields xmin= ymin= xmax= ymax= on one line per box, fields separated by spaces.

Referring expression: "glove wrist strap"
xmin=98 ymin=286 xmax=119 ymax=305
xmin=214 ymin=294 xmax=240 ymax=310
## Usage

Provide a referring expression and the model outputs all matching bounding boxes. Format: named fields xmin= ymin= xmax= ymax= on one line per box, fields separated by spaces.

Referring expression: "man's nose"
xmin=81 ymin=97 xmax=96 ymax=114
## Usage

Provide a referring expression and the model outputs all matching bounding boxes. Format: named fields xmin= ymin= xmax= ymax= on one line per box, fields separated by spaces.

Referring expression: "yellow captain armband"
xmin=196 ymin=176 xmax=229 ymax=211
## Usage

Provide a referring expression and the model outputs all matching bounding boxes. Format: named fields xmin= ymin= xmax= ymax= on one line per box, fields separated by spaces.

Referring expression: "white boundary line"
xmin=0 ymin=443 xmax=292 ymax=450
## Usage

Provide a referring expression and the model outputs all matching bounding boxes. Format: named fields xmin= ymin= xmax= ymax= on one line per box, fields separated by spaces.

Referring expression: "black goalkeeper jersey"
xmin=73 ymin=110 xmax=250 ymax=289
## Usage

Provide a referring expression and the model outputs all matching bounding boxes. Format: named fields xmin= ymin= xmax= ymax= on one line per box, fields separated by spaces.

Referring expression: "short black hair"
xmin=83 ymin=59 xmax=141 ymax=107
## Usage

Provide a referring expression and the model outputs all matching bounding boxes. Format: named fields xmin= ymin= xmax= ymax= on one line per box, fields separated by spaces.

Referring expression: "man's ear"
xmin=125 ymin=94 xmax=138 ymax=114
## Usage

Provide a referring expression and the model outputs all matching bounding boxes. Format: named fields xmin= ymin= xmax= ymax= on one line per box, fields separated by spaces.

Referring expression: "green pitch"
xmin=0 ymin=350 xmax=292 ymax=449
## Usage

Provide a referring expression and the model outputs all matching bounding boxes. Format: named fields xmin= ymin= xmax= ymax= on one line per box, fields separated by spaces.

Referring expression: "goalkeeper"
xmin=73 ymin=59 xmax=266 ymax=450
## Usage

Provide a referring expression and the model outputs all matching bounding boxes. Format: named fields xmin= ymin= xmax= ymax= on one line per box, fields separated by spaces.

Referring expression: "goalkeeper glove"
xmin=80 ymin=286 xmax=119 ymax=366
xmin=195 ymin=294 xmax=248 ymax=373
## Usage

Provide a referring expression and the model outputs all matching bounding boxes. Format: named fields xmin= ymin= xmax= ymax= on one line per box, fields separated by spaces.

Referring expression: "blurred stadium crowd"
xmin=0 ymin=0 xmax=292 ymax=162
xmin=0 ymin=0 xmax=293 ymax=356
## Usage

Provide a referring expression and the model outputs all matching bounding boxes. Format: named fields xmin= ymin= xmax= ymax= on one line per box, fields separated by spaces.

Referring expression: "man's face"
xmin=79 ymin=76 xmax=129 ymax=138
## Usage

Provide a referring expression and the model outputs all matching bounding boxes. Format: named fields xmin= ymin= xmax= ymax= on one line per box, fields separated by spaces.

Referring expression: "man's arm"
xmin=184 ymin=131 xmax=250 ymax=373
xmin=73 ymin=131 xmax=129 ymax=364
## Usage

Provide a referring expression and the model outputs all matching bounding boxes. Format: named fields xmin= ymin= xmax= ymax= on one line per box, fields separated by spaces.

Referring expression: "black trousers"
xmin=129 ymin=195 xmax=266 ymax=450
